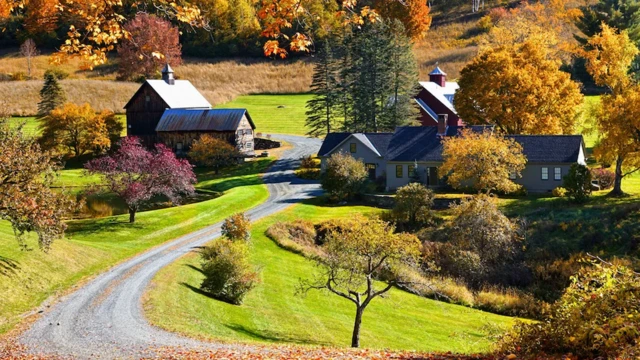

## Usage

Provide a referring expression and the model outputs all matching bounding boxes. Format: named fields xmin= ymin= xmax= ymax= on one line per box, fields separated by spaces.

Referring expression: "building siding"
xmin=126 ymin=83 xmax=169 ymax=143
xmin=320 ymin=136 xmax=385 ymax=179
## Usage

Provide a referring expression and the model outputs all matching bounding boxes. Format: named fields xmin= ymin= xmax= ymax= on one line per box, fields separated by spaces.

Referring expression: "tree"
xmin=563 ymin=163 xmax=592 ymax=203
xmin=40 ymin=103 xmax=120 ymax=157
xmin=439 ymin=129 xmax=527 ymax=194
xmin=583 ymin=24 xmax=640 ymax=195
xmin=321 ymin=152 xmax=368 ymax=202
xmin=391 ymin=183 xmax=434 ymax=229
xmin=306 ymin=40 xmax=341 ymax=137
xmin=221 ymin=212 xmax=251 ymax=242
xmin=85 ymin=137 xmax=196 ymax=223
xmin=188 ymin=135 xmax=241 ymax=174
xmin=299 ymin=215 xmax=422 ymax=348
xmin=0 ymin=115 xmax=74 ymax=251
xmin=117 ymin=13 xmax=182 ymax=80
xmin=20 ymin=38 xmax=39 ymax=78
xmin=372 ymin=0 xmax=432 ymax=39
xmin=37 ymin=73 xmax=66 ymax=117
xmin=456 ymin=39 xmax=583 ymax=135
xmin=575 ymin=0 xmax=640 ymax=46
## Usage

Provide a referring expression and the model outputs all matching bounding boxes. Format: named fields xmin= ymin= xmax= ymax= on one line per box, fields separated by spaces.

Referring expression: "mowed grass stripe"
xmin=144 ymin=200 xmax=515 ymax=353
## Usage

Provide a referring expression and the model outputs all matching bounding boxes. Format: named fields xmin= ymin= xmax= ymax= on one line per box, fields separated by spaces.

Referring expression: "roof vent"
xmin=429 ymin=66 xmax=446 ymax=87
xmin=161 ymin=63 xmax=175 ymax=85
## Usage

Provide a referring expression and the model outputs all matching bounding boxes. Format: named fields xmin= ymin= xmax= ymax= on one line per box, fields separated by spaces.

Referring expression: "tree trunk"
xmin=351 ymin=307 xmax=363 ymax=348
xmin=129 ymin=207 xmax=136 ymax=223
xmin=610 ymin=156 xmax=625 ymax=196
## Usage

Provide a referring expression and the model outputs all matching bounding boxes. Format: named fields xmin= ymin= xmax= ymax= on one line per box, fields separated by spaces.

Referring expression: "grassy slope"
xmin=0 ymin=159 xmax=272 ymax=334
xmin=144 ymin=200 xmax=515 ymax=353
xmin=9 ymin=115 xmax=127 ymax=138
xmin=216 ymin=94 xmax=312 ymax=135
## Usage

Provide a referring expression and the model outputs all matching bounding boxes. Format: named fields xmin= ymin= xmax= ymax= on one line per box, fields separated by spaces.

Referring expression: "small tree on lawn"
xmin=221 ymin=212 xmax=251 ymax=242
xmin=299 ymin=215 xmax=422 ymax=348
xmin=188 ymin=135 xmax=241 ymax=173
xmin=85 ymin=137 xmax=196 ymax=223
xmin=440 ymin=129 xmax=527 ymax=194
xmin=0 ymin=115 xmax=74 ymax=251
xmin=563 ymin=163 xmax=592 ymax=203
xmin=391 ymin=183 xmax=434 ymax=229
xmin=321 ymin=152 xmax=368 ymax=202
xmin=20 ymin=39 xmax=39 ymax=78
xmin=37 ymin=72 xmax=66 ymax=117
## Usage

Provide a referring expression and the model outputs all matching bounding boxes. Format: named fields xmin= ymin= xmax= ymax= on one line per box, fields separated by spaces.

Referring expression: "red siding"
xmin=415 ymin=88 xmax=462 ymax=127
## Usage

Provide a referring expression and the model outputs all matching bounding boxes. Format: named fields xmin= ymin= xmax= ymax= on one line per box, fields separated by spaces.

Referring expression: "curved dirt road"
xmin=19 ymin=135 xmax=322 ymax=359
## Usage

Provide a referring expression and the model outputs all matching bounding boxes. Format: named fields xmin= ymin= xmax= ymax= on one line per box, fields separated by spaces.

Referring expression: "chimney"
xmin=429 ymin=66 xmax=447 ymax=88
xmin=161 ymin=63 xmax=175 ymax=85
xmin=437 ymin=114 xmax=448 ymax=136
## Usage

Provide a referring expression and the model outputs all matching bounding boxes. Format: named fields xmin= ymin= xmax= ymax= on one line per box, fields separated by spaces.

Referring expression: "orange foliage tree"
xmin=372 ymin=0 xmax=431 ymax=39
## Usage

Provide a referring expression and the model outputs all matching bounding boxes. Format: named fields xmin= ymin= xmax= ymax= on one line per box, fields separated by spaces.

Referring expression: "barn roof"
xmin=124 ymin=80 xmax=212 ymax=110
xmin=156 ymin=109 xmax=255 ymax=132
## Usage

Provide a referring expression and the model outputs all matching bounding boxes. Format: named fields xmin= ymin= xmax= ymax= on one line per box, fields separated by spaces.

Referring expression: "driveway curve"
xmin=18 ymin=135 xmax=322 ymax=359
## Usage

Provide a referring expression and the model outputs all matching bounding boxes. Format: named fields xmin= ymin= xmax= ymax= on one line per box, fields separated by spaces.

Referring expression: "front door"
xmin=427 ymin=167 xmax=439 ymax=186
xmin=365 ymin=163 xmax=376 ymax=180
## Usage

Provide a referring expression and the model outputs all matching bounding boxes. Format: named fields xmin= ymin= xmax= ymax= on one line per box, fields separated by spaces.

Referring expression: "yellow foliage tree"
xmin=584 ymin=24 xmax=640 ymax=196
xmin=439 ymin=129 xmax=527 ymax=194
xmin=456 ymin=38 xmax=583 ymax=135
xmin=40 ymin=103 xmax=121 ymax=158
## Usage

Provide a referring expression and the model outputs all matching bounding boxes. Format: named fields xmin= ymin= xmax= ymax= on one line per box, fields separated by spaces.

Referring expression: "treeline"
xmin=306 ymin=19 xmax=420 ymax=136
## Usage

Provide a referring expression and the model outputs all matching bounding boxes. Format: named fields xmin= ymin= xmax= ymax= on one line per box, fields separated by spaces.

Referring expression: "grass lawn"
xmin=144 ymin=199 xmax=516 ymax=354
xmin=0 ymin=159 xmax=272 ymax=335
xmin=216 ymin=94 xmax=312 ymax=136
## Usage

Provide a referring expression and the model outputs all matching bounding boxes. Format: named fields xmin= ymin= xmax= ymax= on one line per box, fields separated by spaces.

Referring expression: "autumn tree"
xmin=0 ymin=115 xmax=74 ymax=251
xmin=188 ymin=135 xmax=241 ymax=173
xmin=321 ymin=152 xmax=368 ymax=202
xmin=37 ymin=73 xmax=66 ymax=117
xmin=306 ymin=40 xmax=341 ymax=137
xmin=20 ymin=39 xmax=39 ymax=78
xmin=372 ymin=0 xmax=432 ymax=39
xmin=299 ymin=215 xmax=422 ymax=348
xmin=584 ymin=24 xmax=640 ymax=195
xmin=575 ymin=0 xmax=640 ymax=46
xmin=440 ymin=129 xmax=527 ymax=194
xmin=85 ymin=137 xmax=196 ymax=223
xmin=117 ymin=14 xmax=182 ymax=80
xmin=221 ymin=212 xmax=251 ymax=242
xmin=391 ymin=183 xmax=435 ymax=230
xmin=563 ymin=163 xmax=592 ymax=203
xmin=40 ymin=103 xmax=122 ymax=157
xmin=456 ymin=39 xmax=583 ymax=135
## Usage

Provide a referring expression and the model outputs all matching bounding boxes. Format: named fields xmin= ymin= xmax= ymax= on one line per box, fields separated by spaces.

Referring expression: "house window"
xmin=145 ymin=95 xmax=150 ymax=102
xmin=246 ymin=142 xmax=253 ymax=149
xmin=246 ymin=129 xmax=252 ymax=136
xmin=541 ymin=167 xmax=549 ymax=180
xmin=350 ymin=143 xmax=357 ymax=153
xmin=408 ymin=165 xmax=415 ymax=176
xmin=554 ymin=167 xmax=562 ymax=181
xmin=509 ymin=170 xmax=517 ymax=180
xmin=396 ymin=165 xmax=403 ymax=178
xmin=176 ymin=142 xmax=183 ymax=151
xmin=365 ymin=163 xmax=376 ymax=180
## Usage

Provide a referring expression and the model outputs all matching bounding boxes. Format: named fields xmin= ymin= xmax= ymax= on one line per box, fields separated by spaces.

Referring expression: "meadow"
xmin=0 ymin=159 xmax=271 ymax=334
xmin=144 ymin=200 xmax=515 ymax=353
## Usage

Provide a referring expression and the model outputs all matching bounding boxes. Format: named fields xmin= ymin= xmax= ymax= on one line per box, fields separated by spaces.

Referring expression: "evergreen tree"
xmin=305 ymin=40 xmax=341 ymax=137
xmin=37 ymin=73 xmax=66 ymax=117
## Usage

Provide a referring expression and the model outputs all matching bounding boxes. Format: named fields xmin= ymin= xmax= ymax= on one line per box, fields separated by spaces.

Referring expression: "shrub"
xmin=551 ymin=186 xmax=566 ymax=197
xmin=477 ymin=15 xmax=493 ymax=33
xmin=11 ymin=72 xmax=27 ymax=81
xmin=563 ymin=163 xmax=592 ymax=203
xmin=498 ymin=261 xmax=640 ymax=358
xmin=188 ymin=135 xmax=241 ymax=173
xmin=296 ymin=168 xmax=321 ymax=179
xmin=265 ymin=220 xmax=324 ymax=258
xmin=390 ymin=183 xmax=435 ymax=230
xmin=299 ymin=156 xmax=318 ymax=169
xmin=44 ymin=68 xmax=70 ymax=80
xmin=321 ymin=152 xmax=368 ymax=202
xmin=221 ymin=212 xmax=251 ymax=242
xmin=591 ymin=167 xmax=615 ymax=190
xmin=200 ymin=239 xmax=259 ymax=305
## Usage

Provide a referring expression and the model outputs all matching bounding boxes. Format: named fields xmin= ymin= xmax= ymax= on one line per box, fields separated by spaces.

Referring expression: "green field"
xmin=217 ymin=94 xmax=313 ymax=136
xmin=144 ymin=200 xmax=516 ymax=353
xmin=8 ymin=115 xmax=127 ymax=138
xmin=0 ymin=159 xmax=271 ymax=334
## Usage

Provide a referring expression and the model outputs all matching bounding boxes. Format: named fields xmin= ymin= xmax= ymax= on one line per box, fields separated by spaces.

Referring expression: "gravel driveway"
xmin=18 ymin=135 xmax=322 ymax=359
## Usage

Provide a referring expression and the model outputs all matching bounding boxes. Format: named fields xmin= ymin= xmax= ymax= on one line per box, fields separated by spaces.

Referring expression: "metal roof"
xmin=429 ymin=66 xmax=447 ymax=76
xmin=124 ymin=80 xmax=212 ymax=110
xmin=162 ymin=63 xmax=174 ymax=74
xmin=156 ymin=108 xmax=255 ymax=132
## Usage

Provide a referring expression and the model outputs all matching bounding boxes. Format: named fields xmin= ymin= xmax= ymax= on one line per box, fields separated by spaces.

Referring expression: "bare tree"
xmin=20 ymin=39 xmax=39 ymax=78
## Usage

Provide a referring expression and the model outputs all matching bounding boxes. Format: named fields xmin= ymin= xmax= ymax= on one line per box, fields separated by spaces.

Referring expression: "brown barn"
xmin=155 ymin=108 xmax=256 ymax=156
xmin=123 ymin=64 xmax=211 ymax=143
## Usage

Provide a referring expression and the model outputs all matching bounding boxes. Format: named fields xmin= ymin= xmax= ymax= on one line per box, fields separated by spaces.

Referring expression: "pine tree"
xmin=37 ymin=73 xmax=66 ymax=117
xmin=306 ymin=40 xmax=341 ymax=137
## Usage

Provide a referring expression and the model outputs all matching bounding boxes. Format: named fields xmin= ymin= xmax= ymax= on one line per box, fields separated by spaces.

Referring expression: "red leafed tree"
xmin=85 ymin=137 xmax=196 ymax=223
xmin=116 ymin=13 xmax=182 ymax=80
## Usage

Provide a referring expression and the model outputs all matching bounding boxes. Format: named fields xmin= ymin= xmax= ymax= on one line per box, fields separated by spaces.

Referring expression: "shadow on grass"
xmin=195 ymin=158 xmax=274 ymax=193
xmin=184 ymin=264 xmax=205 ymax=276
xmin=222 ymin=324 xmax=329 ymax=346
xmin=0 ymin=255 xmax=19 ymax=277
xmin=66 ymin=217 xmax=145 ymax=238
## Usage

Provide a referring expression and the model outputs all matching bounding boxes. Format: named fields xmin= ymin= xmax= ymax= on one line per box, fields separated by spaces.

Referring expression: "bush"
xmin=591 ymin=167 xmax=615 ymax=190
xmin=299 ymin=156 xmax=318 ymax=169
xmin=188 ymin=135 xmax=241 ymax=173
xmin=390 ymin=183 xmax=435 ymax=230
xmin=551 ymin=186 xmax=566 ymax=197
xmin=321 ymin=152 xmax=368 ymax=202
xmin=296 ymin=168 xmax=321 ymax=180
xmin=563 ymin=163 xmax=592 ymax=203
xmin=11 ymin=72 xmax=27 ymax=81
xmin=44 ymin=68 xmax=70 ymax=80
xmin=477 ymin=15 xmax=493 ymax=33
xmin=200 ymin=239 xmax=259 ymax=305
xmin=221 ymin=212 xmax=251 ymax=241
xmin=265 ymin=220 xmax=324 ymax=258
xmin=498 ymin=261 xmax=640 ymax=358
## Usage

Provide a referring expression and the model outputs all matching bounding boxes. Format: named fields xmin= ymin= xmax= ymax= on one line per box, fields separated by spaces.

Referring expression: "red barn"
xmin=414 ymin=66 xmax=463 ymax=132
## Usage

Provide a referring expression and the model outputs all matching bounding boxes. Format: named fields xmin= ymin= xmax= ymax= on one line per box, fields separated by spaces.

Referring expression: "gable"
xmin=124 ymin=80 xmax=211 ymax=110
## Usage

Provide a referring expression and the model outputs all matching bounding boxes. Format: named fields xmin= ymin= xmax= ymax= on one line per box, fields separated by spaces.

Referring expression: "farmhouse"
xmin=124 ymin=64 xmax=256 ymax=155
xmin=415 ymin=66 xmax=463 ymax=128
xmin=318 ymin=126 xmax=587 ymax=193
